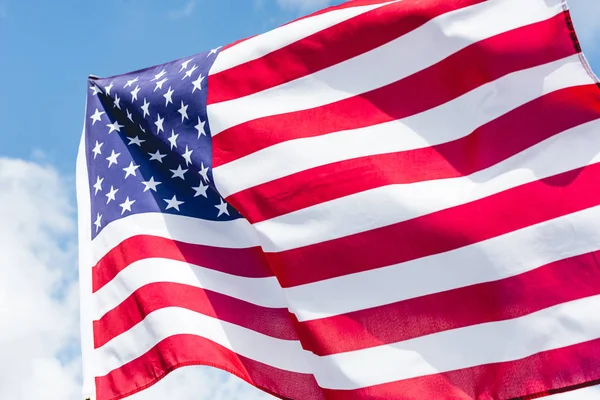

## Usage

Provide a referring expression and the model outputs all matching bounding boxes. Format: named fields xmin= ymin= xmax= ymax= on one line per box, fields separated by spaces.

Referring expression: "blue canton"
xmin=85 ymin=47 xmax=240 ymax=239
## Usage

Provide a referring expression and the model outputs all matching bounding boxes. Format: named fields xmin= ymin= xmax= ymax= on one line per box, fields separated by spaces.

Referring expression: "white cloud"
xmin=0 ymin=5 xmax=599 ymax=399
xmin=168 ymin=0 xmax=197 ymax=20
xmin=0 ymin=158 xmax=80 ymax=399
xmin=0 ymin=156 xmax=273 ymax=399
xmin=276 ymin=0 xmax=332 ymax=12
xmin=0 ymin=158 xmax=598 ymax=398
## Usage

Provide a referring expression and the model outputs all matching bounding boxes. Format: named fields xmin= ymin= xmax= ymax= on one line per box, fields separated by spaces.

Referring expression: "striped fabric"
xmin=77 ymin=0 xmax=600 ymax=399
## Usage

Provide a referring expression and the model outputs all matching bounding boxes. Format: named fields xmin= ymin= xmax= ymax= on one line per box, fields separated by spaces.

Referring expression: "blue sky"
xmin=0 ymin=0 xmax=345 ymax=173
xmin=0 ymin=0 xmax=597 ymax=175
xmin=0 ymin=0 xmax=599 ymax=399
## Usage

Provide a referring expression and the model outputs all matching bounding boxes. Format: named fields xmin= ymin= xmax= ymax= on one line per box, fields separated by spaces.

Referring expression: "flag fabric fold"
xmin=77 ymin=0 xmax=600 ymax=399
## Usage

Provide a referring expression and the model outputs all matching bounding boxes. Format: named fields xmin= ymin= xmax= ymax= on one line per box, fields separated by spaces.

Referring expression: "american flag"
xmin=77 ymin=0 xmax=600 ymax=399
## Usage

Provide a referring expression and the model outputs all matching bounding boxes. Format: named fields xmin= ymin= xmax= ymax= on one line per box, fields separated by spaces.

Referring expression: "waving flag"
xmin=77 ymin=0 xmax=600 ymax=399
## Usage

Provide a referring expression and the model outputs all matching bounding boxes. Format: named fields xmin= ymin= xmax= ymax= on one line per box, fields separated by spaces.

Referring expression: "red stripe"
xmin=212 ymin=13 xmax=575 ymax=167
xmin=93 ymin=282 xmax=297 ymax=349
xmin=96 ymin=334 xmax=324 ymax=400
xmin=92 ymin=235 xmax=272 ymax=293
xmin=267 ymin=161 xmax=600 ymax=288
xmin=228 ymin=84 xmax=600 ymax=223
xmin=209 ymin=0 xmax=483 ymax=104
xmin=219 ymin=0 xmax=396 ymax=52
xmin=221 ymin=35 xmax=256 ymax=52
xmin=321 ymin=338 xmax=600 ymax=400
xmin=295 ymin=251 xmax=600 ymax=356
xmin=288 ymin=0 xmax=406 ymax=22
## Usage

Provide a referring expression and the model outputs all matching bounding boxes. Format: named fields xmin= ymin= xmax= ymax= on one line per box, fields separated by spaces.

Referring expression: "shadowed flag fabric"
xmin=76 ymin=0 xmax=600 ymax=399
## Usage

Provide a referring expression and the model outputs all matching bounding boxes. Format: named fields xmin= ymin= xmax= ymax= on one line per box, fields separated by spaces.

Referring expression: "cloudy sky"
xmin=0 ymin=0 xmax=599 ymax=399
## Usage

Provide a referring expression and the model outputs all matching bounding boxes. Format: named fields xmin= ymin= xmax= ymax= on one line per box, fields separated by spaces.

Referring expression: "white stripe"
xmin=312 ymin=295 xmax=600 ymax=389
xmin=208 ymin=0 xmax=564 ymax=136
xmin=90 ymin=212 xmax=260 ymax=265
xmin=94 ymin=295 xmax=600 ymax=389
xmin=547 ymin=385 xmax=600 ymax=399
xmin=214 ymin=55 xmax=592 ymax=197
xmin=92 ymin=202 xmax=600 ymax=325
xmin=93 ymin=258 xmax=286 ymax=320
xmin=255 ymin=118 xmax=600 ymax=252
xmin=287 ymin=205 xmax=600 ymax=321
xmin=93 ymin=307 xmax=311 ymax=377
xmin=76 ymin=122 xmax=97 ymax=399
xmin=210 ymin=1 xmax=398 ymax=75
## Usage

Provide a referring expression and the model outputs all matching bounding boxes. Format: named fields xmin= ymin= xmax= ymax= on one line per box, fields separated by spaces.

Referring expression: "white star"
xmin=141 ymin=176 xmax=162 ymax=192
xmin=178 ymin=101 xmax=189 ymax=122
xmin=124 ymin=76 xmax=139 ymax=88
xmin=199 ymin=162 xmax=209 ymax=182
xmin=92 ymin=140 xmax=103 ymax=159
xmin=151 ymin=69 xmax=167 ymax=81
xmin=183 ymin=64 xmax=198 ymax=80
xmin=170 ymin=164 xmax=188 ymax=180
xmin=168 ymin=129 xmax=179 ymax=149
xmin=164 ymin=195 xmax=184 ymax=211
xmin=154 ymin=77 xmax=168 ymax=92
xmin=192 ymin=73 xmax=204 ymax=93
xmin=119 ymin=196 xmax=136 ymax=215
xmin=181 ymin=145 xmax=193 ymax=166
xmin=179 ymin=58 xmax=193 ymax=72
xmin=215 ymin=199 xmax=230 ymax=217
xmin=105 ymin=185 xmax=119 ymax=204
xmin=106 ymin=150 xmax=121 ymax=167
xmin=107 ymin=120 xmax=124 ymax=134
xmin=123 ymin=161 xmax=140 ymax=179
xmin=195 ymin=117 xmax=206 ymax=138
xmin=130 ymin=85 xmax=141 ymax=102
xmin=127 ymin=135 xmax=145 ymax=147
xmin=90 ymin=108 xmax=105 ymax=125
xmin=113 ymin=94 xmax=121 ymax=109
xmin=126 ymin=109 xmax=134 ymax=122
xmin=94 ymin=213 xmax=102 ymax=233
xmin=105 ymin=82 xmax=114 ymax=96
xmin=207 ymin=46 xmax=222 ymax=57
xmin=164 ymin=86 xmax=174 ymax=106
xmin=90 ymin=84 xmax=102 ymax=96
xmin=148 ymin=149 xmax=167 ymax=163
xmin=155 ymin=114 xmax=164 ymax=134
xmin=193 ymin=181 xmax=209 ymax=198
xmin=141 ymin=98 xmax=150 ymax=118
xmin=139 ymin=125 xmax=146 ymax=133
xmin=94 ymin=213 xmax=102 ymax=232
xmin=93 ymin=176 xmax=104 ymax=195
